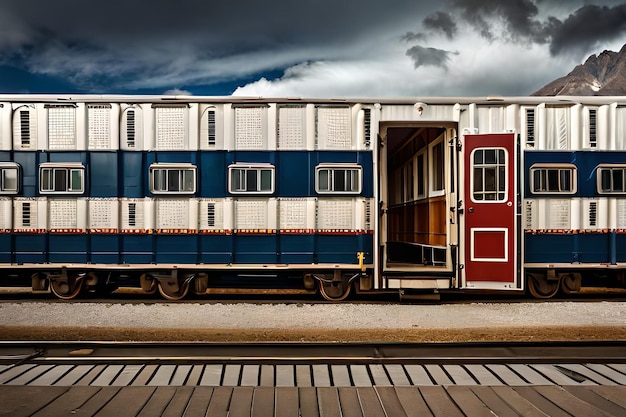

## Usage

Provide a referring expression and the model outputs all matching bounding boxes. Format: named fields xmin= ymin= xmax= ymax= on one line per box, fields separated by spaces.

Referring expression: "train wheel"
xmin=527 ymin=273 xmax=559 ymax=299
xmin=561 ymin=273 xmax=582 ymax=294
xmin=50 ymin=274 xmax=85 ymax=300
xmin=157 ymin=278 xmax=191 ymax=301
xmin=319 ymin=278 xmax=352 ymax=302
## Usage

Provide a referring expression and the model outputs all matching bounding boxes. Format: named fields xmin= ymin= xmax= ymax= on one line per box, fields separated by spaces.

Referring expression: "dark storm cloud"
xmin=423 ymin=12 xmax=457 ymax=40
xmin=406 ymin=45 xmax=457 ymax=68
xmin=549 ymin=4 xmax=626 ymax=55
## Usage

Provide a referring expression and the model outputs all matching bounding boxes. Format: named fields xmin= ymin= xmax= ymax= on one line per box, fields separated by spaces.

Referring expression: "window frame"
xmin=428 ymin=137 xmax=445 ymax=197
xmin=470 ymin=147 xmax=508 ymax=203
xmin=597 ymin=164 xmax=626 ymax=194
xmin=39 ymin=162 xmax=85 ymax=194
xmin=228 ymin=163 xmax=275 ymax=194
xmin=0 ymin=162 xmax=20 ymax=194
xmin=315 ymin=163 xmax=362 ymax=194
xmin=529 ymin=163 xmax=577 ymax=195
xmin=149 ymin=163 xmax=197 ymax=195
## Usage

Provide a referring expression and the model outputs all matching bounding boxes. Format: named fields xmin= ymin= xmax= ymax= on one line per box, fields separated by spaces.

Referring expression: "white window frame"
xmin=228 ymin=163 xmax=275 ymax=194
xmin=0 ymin=162 xmax=20 ymax=194
xmin=530 ymin=163 xmax=577 ymax=195
xmin=315 ymin=163 xmax=362 ymax=194
xmin=597 ymin=164 xmax=626 ymax=194
xmin=470 ymin=147 xmax=508 ymax=203
xmin=149 ymin=163 xmax=197 ymax=194
xmin=39 ymin=162 xmax=85 ymax=194
xmin=428 ymin=137 xmax=445 ymax=197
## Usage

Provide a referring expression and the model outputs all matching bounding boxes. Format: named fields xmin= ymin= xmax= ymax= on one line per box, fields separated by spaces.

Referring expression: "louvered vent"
xmin=20 ymin=110 xmax=30 ymax=147
xmin=589 ymin=108 xmax=597 ymax=148
xmin=588 ymin=201 xmax=597 ymax=228
xmin=126 ymin=109 xmax=136 ymax=148
xmin=128 ymin=203 xmax=136 ymax=227
xmin=524 ymin=200 xmax=534 ymax=229
xmin=526 ymin=109 xmax=535 ymax=148
xmin=364 ymin=199 xmax=372 ymax=231
xmin=363 ymin=108 xmax=371 ymax=148
xmin=207 ymin=110 xmax=216 ymax=147
xmin=21 ymin=202 xmax=31 ymax=227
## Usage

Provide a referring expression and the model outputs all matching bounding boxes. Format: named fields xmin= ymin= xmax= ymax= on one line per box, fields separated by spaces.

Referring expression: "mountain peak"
xmin=532 ymin=45 xmax=626 ymax=96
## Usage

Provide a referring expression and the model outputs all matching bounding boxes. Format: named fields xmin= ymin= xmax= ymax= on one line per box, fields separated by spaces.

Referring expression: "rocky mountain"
xmin=532 ymin=44 xmax=626 ymax=96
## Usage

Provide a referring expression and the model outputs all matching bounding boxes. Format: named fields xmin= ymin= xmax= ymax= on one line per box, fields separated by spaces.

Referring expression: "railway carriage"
xmin=0 ymin=95 xmax=624 ymax=300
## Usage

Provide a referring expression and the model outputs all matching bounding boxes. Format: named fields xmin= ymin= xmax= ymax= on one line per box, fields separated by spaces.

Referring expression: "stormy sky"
xmin=0 ymin=0 xmax=625 ymax=97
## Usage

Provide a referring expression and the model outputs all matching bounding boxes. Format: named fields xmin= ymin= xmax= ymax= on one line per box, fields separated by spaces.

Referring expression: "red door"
xmin=463 ymin=133 xmax=518 ymax=288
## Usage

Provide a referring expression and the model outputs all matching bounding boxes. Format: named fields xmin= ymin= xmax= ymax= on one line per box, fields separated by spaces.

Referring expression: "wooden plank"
xmin=275 ymin=387 xmax=299 ymax=417
xmin=508 ymin=364 xmax=554 ymax=385
xmin=443 ymin=365 xmax=478 ymax=385
xmin=424 ymin=365 xmax=454 ymax=385
xmin=7 ymin=365 xmax=55 ymax=385
xmin=317 ymin=387 xmax=341 ymax=417
xmin=470 ymin=386 xmax=519 ymax=417
xmin=384 ymin=364 xmax=410 ymax=386
xmin=586 ymin=364 xmax=626 ymax=385
xmin=529 ymin=364 xmax=587 ymax=386
xmin=31 ymin=386 xmax=101 ymax=417
xmin=90 ymin=365 xmax=124 ymax=386
xmin=404 ymin=365 xmax=434 ymax=386
xmin=28 ymin=364 xmax=74 ymax=386
xmin=111 ymin=365 xmax=143 ymax=386
xmin=0 ymin=364 xmax=36 ymax=384
xmin=556 ymin=364 xmax=615 ymax=385
xmin=563 ymin=386 xmax=626 ymax=417
xmin=180 ymin=387 xmax=213 ymax=417
xmin=445 ymin=386 xmax=498 ymax=417
xmin=394 ymin=386 xmax=433 ymax=417
xmin=589 ymin=386 xmax=626 ymax=409
xmin=299 ymin=386 xmax=320 ymax=417
xmin=260 ymin=365 xmax=274 ymax=387
xmin=54 ymin=365 xmax=95 ymax=386
xmin=490 ymin=386 xmax=549 ymax=417
xmin=533 ymin=385 xmax=614 ymax=417
xmin=94 ymin=386 xmax=155 ymax=417
xmin=0 ymin=386 xmax=69 ymax=417
xmin=357 ymin=387 xmax=386 ymax=417
xmin=313 ymin=365 xmax=331 ymax=387
xmin=512 ymin=386 xmax=570 ymax=417
xmin=276 ymin=365 xmax=294 ymax=387
xmin=205 ymin=386 xmax=233 ymax=417
xmin=369 ymin=364 xmax=391 ymax=386
xmin=251 ymin=386 xmax=275 ymax=417
xmin=296 ymin=365 xmax=312 ymax=387
xmin=169 ymin=365 xmax=192 ymax=386
xmin=241 ymin=364 xmax=260 ymax=386
xmin=464 ymin=365 xmax=504 ymax=386
xmin=185 ymin=365 xmax=204 ymax=386
xmin=486 ymin=364 xmax=529 ymax=386
xmin=338 ymin=387 xmax=363 ymax=417
xmin=419 ymin=386 xmax=464 ymax=417
xmin=331 ymin=365 xmax=351 ymax=387
xmin=222 ymin=364 xmax=241 ymax=386
xmin=349 ymin=365 xmax=371 ymax=387
xmin=131 ymin=364 xmax=158 ymax=386
xmin=200 ymin=364 xmax=223 ymax=386
xmin=148 ymin=364 xmax=176 ymax=386
xmin=160 ymin=386 xmax=195 ymax=417
xmin=228 ymin=387 xmax=254 ymax=417
xmin=76 ymin=365 xmax=107 ymax=386
xmin=136 ymin=386 xmax=179 ymax=417
xmin=374 ymin=386 xmax=408 ymax=417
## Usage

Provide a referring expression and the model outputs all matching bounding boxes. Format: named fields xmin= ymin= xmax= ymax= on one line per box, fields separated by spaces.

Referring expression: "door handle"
xmin=468 ymin=207 xmax=474 ymax=213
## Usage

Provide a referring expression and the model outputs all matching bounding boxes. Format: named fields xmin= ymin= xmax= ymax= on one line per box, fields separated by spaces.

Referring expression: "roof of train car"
xmin=1 ymin=94 xmax=626 ymax=106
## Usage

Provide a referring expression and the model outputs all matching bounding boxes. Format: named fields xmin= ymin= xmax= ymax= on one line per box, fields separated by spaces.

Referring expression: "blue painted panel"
xmin=316 ymin=235 xmax=360 ymax=264
xmin=47 ymin=152 xmax=86 ymax=163
xmin=48 ymin=235 xmax=89 ymax=263
xmin=121 ymin=152 xmax=144 ymax=198
xmin=14 ymin=235 xmax=46 ymax=263
xmin=199 ymin=152 xmax=227 ymax=198
xmin=578 ymin=233 xmax=611 ymax=263
xmin=154 ymin=235 xmax=198 ymax=264
xmin=232 ymin=235 xmax=278 ymax=264
xmin=278 ymin=234 xmax=314 ymax=264
xmin=90 ymin=153 xmax=118 ymax=197
xmin=525 ymin=234 xmax=577 ymax=263
xmin=199 ymin=235 xmax=233 ymax=263
xmin=13 ymin=152 xmax=39 ymax=197
xmin=0 ymin=235 xmax=11 ymax=263
xmin=121 ymin=235 xmax=153 ymax=263
xmin=90 ymin=235 xmax=120 ymax=264
xmin=617 ymin=235 xmax=626 ymax=263
xmin=276 ymin=152 xmax=310 ymax=197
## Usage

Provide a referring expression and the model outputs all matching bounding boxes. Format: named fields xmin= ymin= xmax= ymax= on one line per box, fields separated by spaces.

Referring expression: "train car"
xmin=0 ymin=95 xmax=624 ymax=300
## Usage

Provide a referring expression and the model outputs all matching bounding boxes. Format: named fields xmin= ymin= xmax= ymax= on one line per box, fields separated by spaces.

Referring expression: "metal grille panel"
xmin=48 ymin=106 xmax=76 ymax=149
xmin=235 ymin=107 xmax=266 ymax=149
xmin=235 ymin=199 xmax=267 ymax=229
xmin=156 ymin=107 xmax=186 ymax=150
xmin=88 ymin=104 xmax=111 ymax=149
xmin=278 ymin=105 xmax=306 ymax=149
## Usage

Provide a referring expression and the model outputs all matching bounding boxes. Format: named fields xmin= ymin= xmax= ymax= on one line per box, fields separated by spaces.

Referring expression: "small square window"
xmin=39 ymin=163 xmax=84 ymax=194
xmin=228 ymin=164 xmax=275 ymax=194
xmin=530 ymin=164 xmax=576 ymax=194
xmin=0 ymin=163 xmax=20 ymax=194
xmin=315 ymin=164 xmax=362 ymax=194
xmin=150 ymin=164 xmax=196 ymax=194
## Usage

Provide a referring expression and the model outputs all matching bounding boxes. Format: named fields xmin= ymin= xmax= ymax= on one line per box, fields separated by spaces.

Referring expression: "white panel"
xmin=476 ymin=106 xmax=505 ymax=133
xmin=545 ymin=107 xmax=570 ymax=150
xmin=615 ymin=106 xmax=626 ymax=150
xmin=0 ymin=197 xmax=11 ymax=229
xmin=13 ymin=198 xmax=46 ymax=231
xmin=0 ymin=103 xmax=10 ymax=150
xmin=121 ymin=198 xmax=147 ymax=231
xmin=617 ymin=199 xmax=626 ymax=229
xmin=548 ymin=199 xmax=570 ymax=229
xmin=570 ymin=104 xmax=581 ymax=150
xmin=156 ymin=199 xmax=189 ymax=229
xmin=379 ymin=104 xmax=457 ymax=122
xmin=199 ymin=105 xmax=223 ymax=150
xmin=87 ymin=104 xmax=112 ymax=150
xmin=12 ymin=105 xmax=37 ymax=150
xmin=524 ymin=199 xmax=537 ymax=230
xmin=89 ymin=198 xmax=119 ymax=232
xmin=49 ymin=199 xmax=79 ymax=230
xmin=155 ymin=106 xmax=187 ymax=150
xmin=277 ymin=105 xmax=306 ymax=150
xmin=235 ymin=199 xmax=268 ymax=229
xmin=582 ymin=199 xmax=599 ymax=230
xmin=279 ymin=198 xmax=308 ymax=230
xmin=188 ymin=103 xmax=199 ymax=151
xmin=199 ymin=198 xmax=225 ymax=230
xmin=234 ymin=106 xmax=267 ymax=150
xmin=48 ymin=106 xmax=76 ymax=150
xmin=597 ymin=105 xmax=609 ymax=150
xmin=305 ymin=104 xmax=316 ymax=150
xmin=267 ymin=198 xmax=277 ymax=230
xmin=316 ymin=198 xmax=354 ymax=230
xmin=317 ymin=107 xmax=352 ymax=149
xmin=355 ymin=197 xmax=366 ymax=231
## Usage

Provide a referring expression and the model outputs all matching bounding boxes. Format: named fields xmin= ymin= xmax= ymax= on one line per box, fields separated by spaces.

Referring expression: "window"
xmin=150 ymin=163 xmax=196 ymax=194
xmin=229 ymin=164 xmax=275 ymax=194
xmin=471 ymin=148 xmax=507 ymax=202
xmin=315 ymin=164 xmax=362 ymax=194
xmin=530 ymin=164 xmax=576 ymax=194
xmin=597 ymin=165 xmax=626 ymax=194
xmin=0 ymin=163 xmax=19 ymax=194
xmin=429 ymin=138 xmax=445 ymax=196
xmin=39 ymin=163 xmax=84 ymax=194
xmin=416 ymin=151 xmax=426 ymax=199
